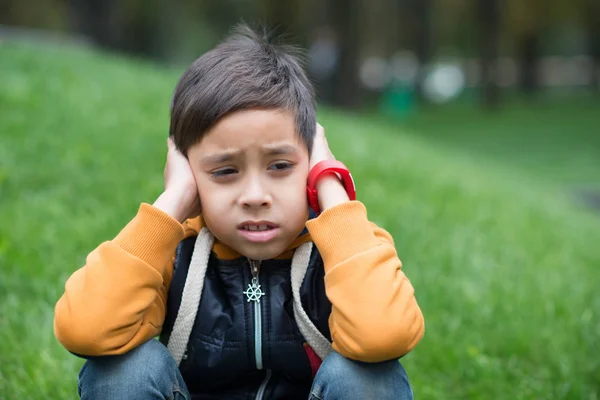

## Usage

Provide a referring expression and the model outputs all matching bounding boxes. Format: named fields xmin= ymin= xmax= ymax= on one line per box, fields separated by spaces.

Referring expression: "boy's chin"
xmin=236 ymin=243 xmax=287 ymax=261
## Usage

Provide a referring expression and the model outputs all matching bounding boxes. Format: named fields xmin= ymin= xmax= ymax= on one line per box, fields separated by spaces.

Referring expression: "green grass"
xmin=394 ymin=95 xmax=600 ymax=185
xmin=1 ymin=42 xmax=599 ymax=399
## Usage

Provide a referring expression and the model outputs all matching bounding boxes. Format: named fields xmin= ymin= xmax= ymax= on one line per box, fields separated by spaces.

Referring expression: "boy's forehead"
xmin=197 ymin=109 xmax=302 ymax=151
xmin=212 ymin=108 xmax=294 ymax=132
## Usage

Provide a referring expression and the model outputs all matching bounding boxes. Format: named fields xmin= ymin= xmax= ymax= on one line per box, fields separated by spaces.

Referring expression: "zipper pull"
xmin=250 ymin=259 xmax=260 ymax=278
xmin=244 ymin=260 xmax=265 ymax=302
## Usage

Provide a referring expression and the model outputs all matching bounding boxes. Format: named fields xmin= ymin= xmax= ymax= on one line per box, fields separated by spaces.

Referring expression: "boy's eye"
xmin=269 ymin=162 xmax=292 ymax=171
xmin=212 ymin=168 xmax=237 ymax=177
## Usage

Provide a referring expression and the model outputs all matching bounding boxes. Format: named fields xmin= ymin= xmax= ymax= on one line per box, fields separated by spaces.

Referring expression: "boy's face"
xmin=187 ymin=109 xmax=310 ymax=260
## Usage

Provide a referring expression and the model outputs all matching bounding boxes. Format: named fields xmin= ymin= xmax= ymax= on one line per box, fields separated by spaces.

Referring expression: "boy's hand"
xmin=309 ymin=123 xmax=336 ymax=169
xmin=310 ymin=123 xmax=350 ymax=211
xmin=153 ymin=137 xmax=201 ymax=223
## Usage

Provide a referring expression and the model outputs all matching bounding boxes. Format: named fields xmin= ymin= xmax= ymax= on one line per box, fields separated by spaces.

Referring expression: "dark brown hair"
xmin=169 ymin=24 xmax=316 ymax=154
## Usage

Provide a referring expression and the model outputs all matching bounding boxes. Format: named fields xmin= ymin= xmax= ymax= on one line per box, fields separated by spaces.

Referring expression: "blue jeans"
xmin=78 ymin=339 xmax=413 ymax=400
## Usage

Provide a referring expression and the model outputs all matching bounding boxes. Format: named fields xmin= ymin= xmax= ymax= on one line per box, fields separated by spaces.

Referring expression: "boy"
xmin=54 ymin=25 xmax=424 ymax=400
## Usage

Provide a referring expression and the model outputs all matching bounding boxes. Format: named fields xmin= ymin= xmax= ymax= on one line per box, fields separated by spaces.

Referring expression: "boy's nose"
xmin=238 ymin=176 xmax=272 ymax=208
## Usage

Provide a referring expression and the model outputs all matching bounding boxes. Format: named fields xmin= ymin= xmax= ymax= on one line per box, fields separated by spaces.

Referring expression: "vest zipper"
xmin=245 ymin=260 xmax=271 ymax=400
xmin=255 ymin=369 xmax=272 ymax=400
xmin=244 ymin=260 xmax=265 ymax=370
xmin=253 ymin=299 xmax=263 ymax=369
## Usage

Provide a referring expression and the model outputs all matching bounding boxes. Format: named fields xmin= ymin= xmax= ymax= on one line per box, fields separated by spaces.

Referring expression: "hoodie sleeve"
xmin=306 ymin=201 xmax=424 ymax=362
xmin=53 ymin=203 xmax=185 ymax=356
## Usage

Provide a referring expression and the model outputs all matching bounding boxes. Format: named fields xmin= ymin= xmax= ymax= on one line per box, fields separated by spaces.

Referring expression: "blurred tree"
xmin=583 ymin=0 xmax=600 ymax=92
xmin=1 ymin=0 xmax=67 ymax=31
xmin=476 ymin=0 xmax=501 ymax=107
xmin=434 ymin=0 xmax=474 ymax=54
xmin=68 ymin=0 xmax=121 ymax=50
xmin=405 ymin=0 xmax=433 ymax=103
xmin=516 ymin=29 xmax=540 ymax=95
xmin=329 ymin=0 xmax=362 ymax=108
xmin=507 ymin=0 xmax=540 ymax=95
xmin=259 ymin=0 xmax=297 ymax=33
xmin=68 ymin=0 xmax=162 ymax=56
xmin=507 ymin=0 xmax=576 ymax=96
xmin=154 ymin=0 xmax=184 ymax=60
xmin=6 ymin=0 xmax=598 ymax=102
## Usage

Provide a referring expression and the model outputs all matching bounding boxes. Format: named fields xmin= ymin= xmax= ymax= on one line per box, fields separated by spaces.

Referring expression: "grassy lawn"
xmin=1 ymin=42 xmax=599 ymax=399
xmin=394 ymin=94 xmax=600 ymax=185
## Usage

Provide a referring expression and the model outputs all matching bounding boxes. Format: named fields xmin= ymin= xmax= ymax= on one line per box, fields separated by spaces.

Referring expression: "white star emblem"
xmin=243 ymin=282 xmax=265 ymax=302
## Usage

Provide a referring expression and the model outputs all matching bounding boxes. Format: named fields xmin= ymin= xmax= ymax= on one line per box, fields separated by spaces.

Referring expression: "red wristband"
xmin=307 ymin=160 xmax=356 ymax=214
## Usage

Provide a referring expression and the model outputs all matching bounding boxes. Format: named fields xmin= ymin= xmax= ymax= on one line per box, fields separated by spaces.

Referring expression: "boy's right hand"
xmin=153 ymin=137 xmax=201 ymax=223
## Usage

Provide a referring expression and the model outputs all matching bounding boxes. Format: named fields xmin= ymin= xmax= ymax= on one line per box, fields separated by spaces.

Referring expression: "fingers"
xmin=316 ymin=123 xmax=325 ymax=138
xmin=167 ymin=137 xmax=186 ymax=158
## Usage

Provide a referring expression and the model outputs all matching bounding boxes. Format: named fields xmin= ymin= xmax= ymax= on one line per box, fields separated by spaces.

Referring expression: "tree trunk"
xmin=477 ymin=0 xmax=500 ymax=108
xmin=153 ymin=0 xmax=184 ymax=61
xmin=517 ymin=30 xmax=540 ymax=96
xmin=330 ymin=0 xmax=362 ymax=108
xmin=584 ymin=2 xmax=600 ymax=92
xmin=407 ymin=0 xmax=432 ymax=102
xmin=67 ymin=0 xmax=121 ymax=50
xmin=260 ymin=0 xmax=298 ymax=35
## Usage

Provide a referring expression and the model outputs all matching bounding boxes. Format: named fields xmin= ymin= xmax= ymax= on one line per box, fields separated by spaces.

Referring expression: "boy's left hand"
xmin=309 ymin=123 xmax=351 ymax=211
xmin=309 ymin=123 xmax=336 ymax=169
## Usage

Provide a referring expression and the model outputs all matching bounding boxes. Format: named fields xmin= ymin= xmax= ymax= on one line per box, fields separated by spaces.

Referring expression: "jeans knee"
xmin=78 ymin=339 xmax=186 ymax=399
xmin=310 ymin=352 xmax=413 ymax=400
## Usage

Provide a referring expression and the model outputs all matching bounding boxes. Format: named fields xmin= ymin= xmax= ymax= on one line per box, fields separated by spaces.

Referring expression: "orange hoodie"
xmin=54 ymin=201 xmax=424 ymax=362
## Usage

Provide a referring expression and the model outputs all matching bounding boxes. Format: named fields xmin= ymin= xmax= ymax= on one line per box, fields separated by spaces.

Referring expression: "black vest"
xmin=159 ymin=236 xmax=332 ymax=400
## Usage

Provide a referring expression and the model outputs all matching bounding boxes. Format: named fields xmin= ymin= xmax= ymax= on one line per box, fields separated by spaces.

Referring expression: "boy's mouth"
xmin=240 ymin=224 xmax=276 ymax=231
xmin=237 ymin=221 xmax=280 ymax=243
xmin=238 ymin=221 xmax=278 ymax=231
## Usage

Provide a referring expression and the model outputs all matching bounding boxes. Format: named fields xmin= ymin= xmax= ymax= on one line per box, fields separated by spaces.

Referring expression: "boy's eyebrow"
xmin=200 ymin=150 xmax=241 ymax=164
xmin=200 ymin=144 xmax=299 ymax=164
xmin=261 ymin=144 xmax=300 ymax=156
